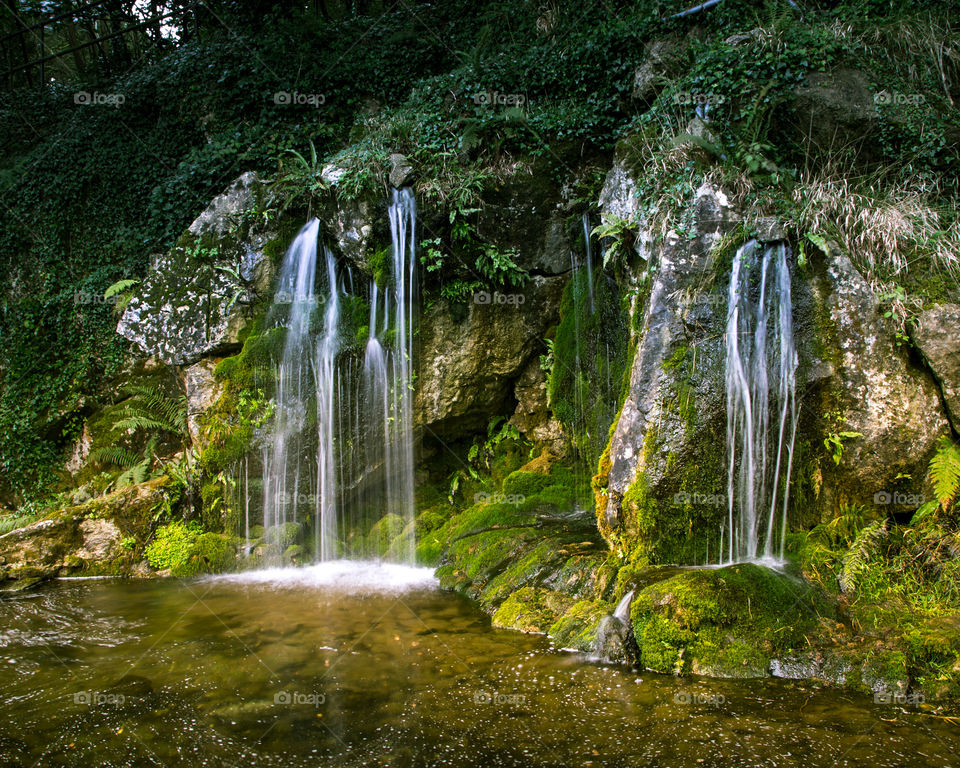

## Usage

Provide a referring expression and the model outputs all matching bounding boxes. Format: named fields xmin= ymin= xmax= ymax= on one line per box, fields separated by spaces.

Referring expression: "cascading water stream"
xmin=253 ymin=189 xmax=418 ymax=565
xmin=723 ymin=240 xmax=798 ymax=564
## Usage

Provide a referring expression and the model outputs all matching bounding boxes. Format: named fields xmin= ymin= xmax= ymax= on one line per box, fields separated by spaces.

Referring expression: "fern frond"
xmin=90 ymin=446 xmax=139 ymax=468
xmin=839 ymin=519 xmax=888 ymax=594
xmin=928 ymin=436 xmax=960 ymax=510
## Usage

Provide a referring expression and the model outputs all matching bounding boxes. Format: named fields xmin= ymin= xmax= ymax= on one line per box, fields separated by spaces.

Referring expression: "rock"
xmin=183 ymin=358 xmax=223 ymax=445
xmin=415 ymin=275 xmax=567 ymax=436
xmin=473 ymin=170 xmax=575 ymax=276
xmin=388 ymin=153 xmax=414 ymax=188
xmin=753 ymin=216 xmax=787 ymax=242
xmin=629 ymin=564 xmax=830 ymax=678
xmin=601 ymin=182 xmax=737 ymax=559
xmin=789 ymin=69 xmax=880 ymax=162
xmin=325 ymin=197 xmax=375 ymax=268
xmin=632 ymin=37 xmax=687 ymax=101
xmin=64 ymin=423 xmax=92 ymax=473
xmin=509 ymin=358 xmax=567 ymax=455
xmin=117 ymin=172 xmax=277 ymax=365
xmin=76 ymin=518 xmax=122 ymax=561
xmin=811 ymin=245 xmax=949 ymax=510
xmin=187 ymin=171 xmax=260 ymax=239
xmin=0 ymin=478 xmax=170 ymax=583
xmin=910 ymin=303 xmax=960 ymax=432
xmin=320 ymin=162 xmax=347 ymax=186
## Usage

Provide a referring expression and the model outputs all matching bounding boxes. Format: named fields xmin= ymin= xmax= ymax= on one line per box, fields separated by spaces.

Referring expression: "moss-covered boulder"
xmin=629 ymin=563 xmax=832 ymax=678
xmin=0 ymin=477 xmax=174 ymax=582
xmin=117 ymin=172 xmax=280 ymax=365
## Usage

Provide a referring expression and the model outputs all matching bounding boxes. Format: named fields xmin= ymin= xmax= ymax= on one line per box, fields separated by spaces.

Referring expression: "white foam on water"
xmin=207 ymin=560 xmax=437 ymax=592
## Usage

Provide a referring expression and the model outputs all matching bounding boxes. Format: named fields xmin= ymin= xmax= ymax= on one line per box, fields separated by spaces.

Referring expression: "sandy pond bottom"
xmin=0 ymin=561 xmax=956 ymax=767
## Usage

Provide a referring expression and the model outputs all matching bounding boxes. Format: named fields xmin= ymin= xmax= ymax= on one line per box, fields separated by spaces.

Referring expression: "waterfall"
xmin=723 ymin=240 xmax=797 ymax=564
xmin=252 ymin=188 xmax=419 ymax=565
xmin=582 ymin=212 xmax=595 ymax=314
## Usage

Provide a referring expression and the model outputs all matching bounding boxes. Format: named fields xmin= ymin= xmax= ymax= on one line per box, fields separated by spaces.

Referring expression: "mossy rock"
xmin=548 ymin=599 xmax=616 ymax=652
xmin=263 ymin=521 xmax=302 ymax=548
xmin=492 ymin=586 xmax=573 ymax=634
xmin=630 ymin=563 xmax=832 ymax=678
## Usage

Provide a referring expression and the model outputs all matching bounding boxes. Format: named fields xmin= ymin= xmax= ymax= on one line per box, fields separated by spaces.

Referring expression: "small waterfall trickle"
xmin=582 ymin=212 xmax=595 ymax=314
xmin=723 ymin=240 xmax=798 ymax=564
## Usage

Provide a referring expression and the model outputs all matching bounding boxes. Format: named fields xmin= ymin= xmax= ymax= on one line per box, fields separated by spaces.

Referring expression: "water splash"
xmin=723 ymin=240 xmax=798 ymax=564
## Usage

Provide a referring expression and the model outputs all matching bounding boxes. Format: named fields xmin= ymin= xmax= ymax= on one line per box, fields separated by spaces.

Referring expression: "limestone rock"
xmin=415 ymin=275 xmax=567 ymax=436
xmin=184 ymin=358 xmax=223 ymax=445
xmin=632 ymin=37 xmax=687 ymax=101
xmin=510 ymin=358 xmax=566 ymax=455
xmin=388 ymin=153 xmax=414 ymax=188
xmin=117 ymin=172 xmax=277 ymax=365
xmin=76 ymin=518 xmax=122 ymax=561
xmin=910 ymin=303 xmax=960 ymax=432
xmin=812 ymin=246 xmax=949 ymax=509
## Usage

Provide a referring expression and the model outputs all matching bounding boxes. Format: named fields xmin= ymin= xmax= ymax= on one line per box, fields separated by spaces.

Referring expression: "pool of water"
xmin=0 ymin=562 xmax=955 ymax=767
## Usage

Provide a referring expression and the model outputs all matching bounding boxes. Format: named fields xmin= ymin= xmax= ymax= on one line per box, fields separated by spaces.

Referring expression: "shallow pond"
xmin=0 ymin=562 xmax=956 ymax=767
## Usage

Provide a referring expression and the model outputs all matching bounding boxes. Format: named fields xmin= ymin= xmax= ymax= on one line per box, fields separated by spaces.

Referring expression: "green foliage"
xmin=145 ymin=520 xmax=203 ymax=572
xmin=928 ymin=436 xmax=960 ymax=511
xmin=144 ymin=519 xmax=233 ymax=577
xmin=547 ymin=265 xmax=629 ymax=466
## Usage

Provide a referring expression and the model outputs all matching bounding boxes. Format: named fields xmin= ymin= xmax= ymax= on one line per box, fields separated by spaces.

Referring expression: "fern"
xmin=839 ymin=519 xmax=889 ymax=594
xmin=111 ymin=384 xmax=187 ymax=436
xmin=104 ymin=279 xmax=139 ymax=299
xmin=928 ymin=436 xmax=960 ymax=510
xmin=90 ymin=445 xmax=139 ymax=468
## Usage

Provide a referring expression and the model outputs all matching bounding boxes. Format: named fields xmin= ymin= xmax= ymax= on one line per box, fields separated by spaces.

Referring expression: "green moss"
xmin=368 ymin=245 xmax=391 ymax=290
xmin=491 ymin=586 xmax=572 ymax=634
xmin=548 ymin=599 xmax=615 ymax=651
xmin=629 ymin=563 xmax=831 ymax=676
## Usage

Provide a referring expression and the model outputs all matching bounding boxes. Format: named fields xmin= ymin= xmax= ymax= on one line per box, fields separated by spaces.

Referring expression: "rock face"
xmin=910 ymin=303 xmax=960 ymax=432
xmin=632 ymin=37 xmax=688 ymax=101
xmin=473 ymin=170 xmax=576 ymax=276
xmin=789 ymin=69 xmax=880 ymax=161
xmin=415 ymin=275 xmax=567 ymax=436
xmin=509 ymin=359 xmax=566 ymax=456
xmin=810 ymin=246 xmax=949 ymax=510
xmin=117 ymin=172 xmax=278 ymax=365
xmin=599 ymin=182 xmax=737 ymax=561
xmin=183 ymin=358 xmax=223 ymax=445
xmin=595 ymin=151 xmax=949 ymax=563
